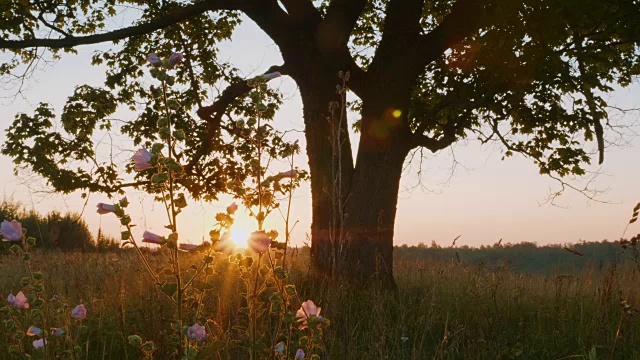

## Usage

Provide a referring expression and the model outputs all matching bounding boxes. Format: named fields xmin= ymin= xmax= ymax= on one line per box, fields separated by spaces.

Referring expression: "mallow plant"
xmin=0 ymin=51 xmax=328 ymax=359
xmin=1 ymin=220 xmax=89 ymax=359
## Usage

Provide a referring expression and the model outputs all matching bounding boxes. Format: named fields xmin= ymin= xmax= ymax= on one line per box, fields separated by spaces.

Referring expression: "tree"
xmin=1 ymin=0 xmax=639 ymax=288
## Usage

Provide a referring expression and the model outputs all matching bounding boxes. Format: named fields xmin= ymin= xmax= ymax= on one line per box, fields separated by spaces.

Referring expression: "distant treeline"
xmin=395 ymin=241 xmax=625 ymax=274
xmin=0 ymin=197 xmax=631 ymax=273
xmin=0 ymin=197 xmax=118 ymax=252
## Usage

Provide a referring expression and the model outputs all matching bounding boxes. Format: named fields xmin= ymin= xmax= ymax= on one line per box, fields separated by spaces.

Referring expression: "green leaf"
xmin=167 ymin=100 xmax=180 ymax=110
xmin=152 ymin=173 xmax=169 ymax=183
xmin=128 ymin=335 xmax=142 ymax=347
xmin=161 ymin=282 xmax=178 ymax=297
xmin=173 ymin=129 xmax=185 ymax=140
xmin=151 ymin=143 xmax=164 ymax=154
xmin=141 ymin=341 xmax=154 ymax=352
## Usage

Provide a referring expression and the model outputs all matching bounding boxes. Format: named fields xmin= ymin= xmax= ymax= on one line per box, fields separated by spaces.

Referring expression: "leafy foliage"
xmin=1 ymin=0 xmax=639 ymax=198
xmin=407 ymin=0 xmax=640 ymax=176
xmin=0 ymin=1 xmax=300 ymax=201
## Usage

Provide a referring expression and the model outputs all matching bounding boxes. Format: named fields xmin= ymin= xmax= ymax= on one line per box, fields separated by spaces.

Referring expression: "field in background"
xmin=1 ymin=248 xmax=639 ymax=359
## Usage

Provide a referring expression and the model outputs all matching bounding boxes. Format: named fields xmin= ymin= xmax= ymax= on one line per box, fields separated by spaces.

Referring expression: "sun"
xmin=229 ymin=227 xmax=250 ymax=248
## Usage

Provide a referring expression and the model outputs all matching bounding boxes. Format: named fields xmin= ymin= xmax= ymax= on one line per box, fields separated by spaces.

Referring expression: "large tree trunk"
xmin=340 ymin=96 xmax=411 ymax=288
xmin=297 ymin=72 xmax=354 ymax=278
xmin=298 ymin=69 xmax=410 ymax=287
xmin=287 ymin=21 xmax=415 ymax=287
xmin=341 ymin=146 xmax=407 ymax=288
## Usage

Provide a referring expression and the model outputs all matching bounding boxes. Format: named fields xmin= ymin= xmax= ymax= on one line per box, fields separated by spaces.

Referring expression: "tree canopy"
xmin=2 ymin=1 xmax=638 ymax=194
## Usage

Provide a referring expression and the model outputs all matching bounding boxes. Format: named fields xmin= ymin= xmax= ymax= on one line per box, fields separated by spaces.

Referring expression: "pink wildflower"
xmin=226 ymin=202 xmax=238 ymax=215
xmin=132 ymin=149 xmax=152 ymax=171
xmin=296 ymin=300 xmax=321 ymax=330
xmin=96 ymin=203 xmax=116 ymax=215
xmin=0 ymin=220 xmax=22 ymax=241
xmin=247 ymin=231 xmax=271 ymax=254
xmin=8 ymin=291 xmax=29 ymax=309
xmin=142 ymin=231 xmax=164 ymax=245
xmin=71 ymin=304 xmax=87 ymax=320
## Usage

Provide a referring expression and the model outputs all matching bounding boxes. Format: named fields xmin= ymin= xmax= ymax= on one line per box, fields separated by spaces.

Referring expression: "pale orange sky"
xmin=1 ymin=18 xmax=639 ymax=248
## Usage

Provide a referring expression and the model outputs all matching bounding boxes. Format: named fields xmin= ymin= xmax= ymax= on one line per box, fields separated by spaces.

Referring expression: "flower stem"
xmin=161 ymin=80 xmax=183 ymax=346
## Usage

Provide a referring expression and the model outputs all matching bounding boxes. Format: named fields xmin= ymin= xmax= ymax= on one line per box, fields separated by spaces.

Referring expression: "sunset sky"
xmin=1 ymin=17 xmax=639 ymax=249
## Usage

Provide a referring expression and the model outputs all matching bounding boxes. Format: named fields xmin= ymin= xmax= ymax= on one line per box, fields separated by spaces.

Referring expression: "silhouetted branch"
xmin=320 ymin=0 xmax=368 ymax=49
xmin=0 ymin=1 xmax=237 ymax=49
xmin=279 ymin=0 xmax=320 ymax=21
xmin=410 ymin=130 xmax=457 ymax=152
xmin=417 ymin=0 xmax=492 ymax=66
xmin=488 ymin=119 xmax=609 ymax=205
xmin=185 ymin=65 xmax=285 ymax=173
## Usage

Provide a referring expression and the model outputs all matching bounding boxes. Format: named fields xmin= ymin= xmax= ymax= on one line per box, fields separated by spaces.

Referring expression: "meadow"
xmin=1 ymin=247 xmax=639 ymax=359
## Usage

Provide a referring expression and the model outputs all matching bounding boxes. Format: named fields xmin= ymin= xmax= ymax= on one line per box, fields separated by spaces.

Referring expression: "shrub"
xmin=0 ymin=197 xmax=94 ymax=251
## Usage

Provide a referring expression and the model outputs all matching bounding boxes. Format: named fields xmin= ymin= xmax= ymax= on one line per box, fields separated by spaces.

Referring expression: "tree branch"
xmin=319 ymin=0 xmax=368 ymax=50
xmin=241 ymin=1 xmax=295 ymax=48
xmin=411 ymin=132 xmax=457 ymax=152
xmin=411 ymin=91 xmax=495 ymax=151
xmin=186 ymin=65 xmax=285 ymax=173
xmin=36 ymin=11 xmax=72 ymax=38
xmin=488 ymin=119 xmax=607 ymax=204
xmin=368 ymin=0 xmax=425 ymax=86
xmin=417 ymin=0 xmax=493 ymax=66
xmin=411 ymin=119 xmax=459 ymax=152
xmin=574 ymin=35 xmax=605 ymax=165
xmin=0 ymin=1 xmax=237 ymax=50
xmin=278 ymin=0 xmax=320 ymax=22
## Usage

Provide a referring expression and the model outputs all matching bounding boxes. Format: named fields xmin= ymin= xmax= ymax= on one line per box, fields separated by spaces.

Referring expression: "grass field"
xmin=0 ymin=249 xmax=639 ymax=359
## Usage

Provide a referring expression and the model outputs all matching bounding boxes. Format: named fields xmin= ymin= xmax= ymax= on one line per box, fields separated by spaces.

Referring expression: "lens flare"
xmin=230 ymin=227 xmax=250 ymax=248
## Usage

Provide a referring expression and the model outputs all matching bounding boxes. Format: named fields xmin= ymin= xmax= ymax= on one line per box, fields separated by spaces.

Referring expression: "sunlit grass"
xmin=1 ymin=250 xmax=640 ymax=359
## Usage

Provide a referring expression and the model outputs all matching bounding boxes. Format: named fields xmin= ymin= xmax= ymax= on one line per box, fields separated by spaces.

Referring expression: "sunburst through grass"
xmin=229 ymin=226 xmax=250 ymax=248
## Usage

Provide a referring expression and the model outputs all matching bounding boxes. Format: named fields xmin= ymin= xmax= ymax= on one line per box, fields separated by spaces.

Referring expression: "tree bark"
xmin=342 ymin=146 xmax=407 ymax=288
xmin=297 ymin=72 xmax=354 ymax=279
xmin=340 ymin=94 xmax=411 ymax=288
xmin=297 ymin=67 xmax=410 ymax=288
xmin=282 ymin=11 xmax=416 ymax=288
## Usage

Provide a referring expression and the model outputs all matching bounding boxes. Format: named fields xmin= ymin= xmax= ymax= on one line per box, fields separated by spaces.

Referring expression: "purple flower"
xmin=180 ymin=241 xmax=213 ymax=252
xmin=262 ymin=71 xmax=282 ymax=80
xmin=295 ymin=348 xmax=305 ymax=359
xmin=8 ymin=291 xmax=29 ymax=309
xmin=178 ymin=243 xmax=198 ymax=252
xmin=50 ymin=327 xmax=65 ymax=336
xmin=226 ymin=202 xmax=238 ymax=215
xmin=247 ymin=231 xmax=271 ymax=254
xmin=26 ymin=326 xmax=42 ymax=336
xmin=96 ymin=203 xmax=116 ymax=215
xmin=1 ymin=220 xmax=22 ymax=241
xmin=132 ymin=149 xmax=152 ymax=171
xmin=71 ymin=304 xmax=87 ymax=320
xmin=296 ymin=300 xmax=321 ymax=330
xmin=187 ymin=323 xmax=206 ymax=341
xmin=147 ymin=53 xmax=162 ymax=67
xmin=167 ymin=52 xmax=184 ymax=68
xmin=142 ymin=231 xmax=164 ymax=245
xmin=279 ymin=169 xmax=297 ymax=179
xmin=33 ymin=338 xmax=47 ymax=349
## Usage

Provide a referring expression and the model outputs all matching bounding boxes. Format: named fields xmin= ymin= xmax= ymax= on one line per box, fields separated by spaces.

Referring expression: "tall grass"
xmin=1 ymin=249 xmax=638 ymax=359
